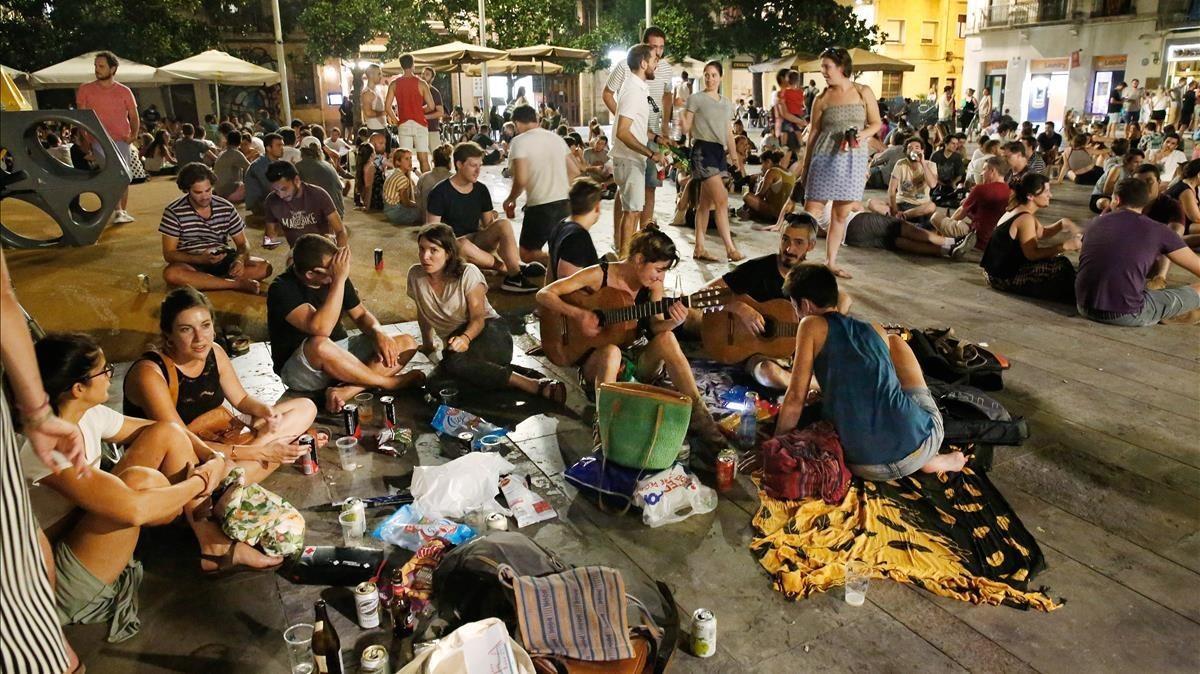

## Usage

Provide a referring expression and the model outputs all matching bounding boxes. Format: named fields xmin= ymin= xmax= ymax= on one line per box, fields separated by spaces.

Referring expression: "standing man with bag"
xmin=603 ymin=27 xmax=675 ymax=240
xmin=76 ymin=51 xmax=139 ymax=225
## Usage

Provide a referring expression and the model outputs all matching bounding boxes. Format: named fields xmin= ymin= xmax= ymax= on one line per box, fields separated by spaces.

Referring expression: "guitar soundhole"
xmin=763 ymin=319 xmax=778 ymax=339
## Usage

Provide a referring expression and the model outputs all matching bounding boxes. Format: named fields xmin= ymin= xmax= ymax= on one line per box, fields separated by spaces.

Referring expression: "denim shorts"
xmin=847 ymin=387 xmax=945 ymax=481
xmin=1079 ymin=286 xmax=1200 ymax=327
xmin=279 ymin=333 xmax=376 ymax=392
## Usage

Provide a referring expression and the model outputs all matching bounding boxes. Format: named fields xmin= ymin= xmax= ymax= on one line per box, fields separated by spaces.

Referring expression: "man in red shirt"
xmin=76 ymin=51 xmax=139 ymax=224
xmin=384 ymin=54 xmax=436 ymax=173
xmin=933 ymin=156 xmax=1011 ymax=249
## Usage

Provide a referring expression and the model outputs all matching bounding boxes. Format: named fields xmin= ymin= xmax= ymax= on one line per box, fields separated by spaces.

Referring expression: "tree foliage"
xmin=715 ymin=0 xmax=881 ymax=59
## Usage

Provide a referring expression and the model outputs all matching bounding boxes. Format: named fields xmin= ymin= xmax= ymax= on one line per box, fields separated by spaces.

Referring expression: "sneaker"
xmin=501 ymin=274 xmax=539 ymax=293
xmin=949 ymin=231 xmax=976 ymax=259
xmin=112 ymin=210 xmax=135 ymax=224
xmin=521 ymin=261 xmax=546 ymax=278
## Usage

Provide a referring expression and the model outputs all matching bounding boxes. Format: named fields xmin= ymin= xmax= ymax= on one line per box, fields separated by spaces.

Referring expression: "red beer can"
xmin=715 ymin=449 xmax=737 ymax=492
xmin=298 ymin=434 xmax=319 ymax=475
xmin=342 ymin=404 xmax=362 ymax=439
xmin=374 ymin=248 xmax=384 ymax=271
xmin=379 ymin=395 xmax=397 ymax=429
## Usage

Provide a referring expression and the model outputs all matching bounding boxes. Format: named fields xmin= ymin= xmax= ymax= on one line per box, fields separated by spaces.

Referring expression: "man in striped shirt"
xmin=161 ymin=162 xmax=273 ymax=294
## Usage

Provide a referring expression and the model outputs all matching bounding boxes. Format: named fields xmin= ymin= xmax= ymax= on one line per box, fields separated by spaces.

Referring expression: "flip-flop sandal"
xmin=694 ymin=251 xmax=720 ymax=262
xmin=536 ymin=378 xmax=567 ymax=404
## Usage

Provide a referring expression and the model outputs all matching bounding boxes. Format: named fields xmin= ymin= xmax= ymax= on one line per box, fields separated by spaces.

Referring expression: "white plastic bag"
xmin=399 ymin=617 xmax=535 ymax=674
xmin=633 ymin=465 xmax=718 ymax=528
xmin=411 ymin=452 xmax=515 ymax=520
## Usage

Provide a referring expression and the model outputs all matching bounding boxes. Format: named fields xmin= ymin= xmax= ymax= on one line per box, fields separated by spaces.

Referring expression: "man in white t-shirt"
xmin=604 ymin=26 xmax=675 ymax=235
xmin=503 ymin=104 xmax=570 ymax=269
xmin=609 ymin=44 xmax=665 ymax=255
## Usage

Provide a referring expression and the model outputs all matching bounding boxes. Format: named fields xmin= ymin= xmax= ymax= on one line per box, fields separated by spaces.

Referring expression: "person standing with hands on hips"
xmin=802 ymin=47 xmax=883 ymax=279
xmin=608 ymin=44 xmax=667 ymax=256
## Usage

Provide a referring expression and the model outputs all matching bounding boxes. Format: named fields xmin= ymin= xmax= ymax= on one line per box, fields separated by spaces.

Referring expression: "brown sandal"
xmin=200 ymin=542 xmax=283 ymax=579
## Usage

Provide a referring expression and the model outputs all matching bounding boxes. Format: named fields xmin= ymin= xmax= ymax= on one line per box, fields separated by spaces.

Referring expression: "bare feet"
xmin=390 ymin=370 xmax=427 ymax=390
xmin=1161 ymin=307 xmax=1200 ymax=325
xmin=920 ymin=451 xmax=967 ymax=474
xmin=727 ymin=249 xmax=746 ymax=263
xmin=326 ymin=384 xmax=361 ymax=413
xmin=828 ymin=265 xmax=853 ymax=279
xmin=693 ymin=249 xmax=719 ymax=262
xmin=199 ymin=540 xmax=282 ymax=574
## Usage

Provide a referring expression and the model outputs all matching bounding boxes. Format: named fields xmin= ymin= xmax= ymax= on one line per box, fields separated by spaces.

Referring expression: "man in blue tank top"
xmin=774 ymin=264 xmax=965 ymax=480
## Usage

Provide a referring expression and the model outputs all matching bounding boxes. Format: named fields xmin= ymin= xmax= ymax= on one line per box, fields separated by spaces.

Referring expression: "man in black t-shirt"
xmin=696 ymin=214 xmax=852 ymax=388
xmin=267 ymin=234 xmax=423 ymax=411
xmin=426 ymin=142 xmax=539 ymax=292
xmin=471 ymin=126 xmax=503 ymax=164
xmin=548 ymin=178 xmax=603 ymax=281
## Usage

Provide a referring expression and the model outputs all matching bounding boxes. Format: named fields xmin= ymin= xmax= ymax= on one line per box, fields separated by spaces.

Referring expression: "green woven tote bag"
xmin=597 ymin=382 xmax=693 ymax=471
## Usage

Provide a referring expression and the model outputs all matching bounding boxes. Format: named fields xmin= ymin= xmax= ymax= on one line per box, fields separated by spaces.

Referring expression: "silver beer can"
xmin=690 ymin=608 xmax=716 ymax=658
xmin=355 ymin=581 xmax=381 ymax=629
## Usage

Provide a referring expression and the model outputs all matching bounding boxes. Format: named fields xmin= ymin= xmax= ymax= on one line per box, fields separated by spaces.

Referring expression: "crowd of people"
xmin=4 ymin=40 xmax=1200 ymax=674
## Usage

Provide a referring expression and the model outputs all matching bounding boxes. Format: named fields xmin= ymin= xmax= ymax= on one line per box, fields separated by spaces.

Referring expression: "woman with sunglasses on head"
xmin=22 ymin=333 xmax=237 ymax=647
xmin=680 ymin=61 xmax=745 ymax=263
xmin=801 ymin=47 xmax=883 ymax=279
xmin=123 ymin=287 xmax=318 ymax=485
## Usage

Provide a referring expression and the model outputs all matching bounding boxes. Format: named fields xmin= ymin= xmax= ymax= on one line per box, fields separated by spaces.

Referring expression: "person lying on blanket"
xmin=774 ymin=264 xmax=966 ymax=480
xmin=690 ymin=213 xmax=852 ymax=389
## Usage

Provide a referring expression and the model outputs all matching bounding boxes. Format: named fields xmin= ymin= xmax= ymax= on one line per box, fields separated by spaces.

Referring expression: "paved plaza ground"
xmin=2 ymin=155 xmax=1198 ymax=673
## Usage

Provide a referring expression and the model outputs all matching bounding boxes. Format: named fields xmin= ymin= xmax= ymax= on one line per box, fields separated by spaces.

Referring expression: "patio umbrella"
xmin=792 ymin=48 xmax=915 ymax=74
xmin=2 ymin=65 xmax=31 ymax=111
xmin=29 ymin=52 xmax=178 ymax=87
xmin=1 ymin=64 xmax=28 ymax=82
xmin=159 ymin=50 xmax=282 ymax=117
xmin=398 ymin=41 xmax=507 ymax=69
xmin=463 ymin=59 xmax=563 ymax=77
xmin=506 ymin=44 xmax=588 ymax=109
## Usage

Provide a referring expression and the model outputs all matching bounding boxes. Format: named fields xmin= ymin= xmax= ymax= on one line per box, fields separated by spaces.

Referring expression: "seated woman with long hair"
xmin=409 ymin=223 xmax=567 ymax=401
xmin=980 ymin=173 xmax=1081 ymax=304
xmin=24 ymin=333 xmax=231 ymax=647
xmin=536 ymin=226 xmax=726 ymax=455
xmin=123 ymin=287 xmax=318 ymax=485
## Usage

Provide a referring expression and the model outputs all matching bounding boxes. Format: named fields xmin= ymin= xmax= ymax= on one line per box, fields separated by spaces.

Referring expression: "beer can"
xmin=690 ymin=608 xmax=717 ymax=658
xmin=360 ymin=644 xmax=390 ymax=674
xmin=355 ymin=581 xmax=381 ymax=629
xmin=297 ymin=434 xmax=318 ymax=475
xmin=342 ymin=404 xmax=361 ymax=439
xmin=715 ymin=449 xmax=737 ymax=493
xmin=486 ymin=513 xmax=509 ymax=531
xmin=374 ymin=247 xmax=384 ymax=271
xmin=136 ymin=273 xmax=150 ymax=293
xmin=342 ymin=498 xmax=366 ymax=532
xmin=379 ymin=395 xmax=397 ymax=428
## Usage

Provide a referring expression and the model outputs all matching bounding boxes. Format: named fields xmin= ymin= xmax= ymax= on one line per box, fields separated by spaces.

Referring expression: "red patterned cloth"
xmin=760 ymin=421 xmax=851 ymax=504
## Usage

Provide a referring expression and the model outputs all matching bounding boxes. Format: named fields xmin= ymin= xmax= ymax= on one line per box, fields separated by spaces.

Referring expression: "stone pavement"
xmin=5 ymin=150 xmax=1198 ymax=673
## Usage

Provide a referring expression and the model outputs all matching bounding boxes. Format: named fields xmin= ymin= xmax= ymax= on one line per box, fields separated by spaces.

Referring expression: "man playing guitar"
xmin=536 ymin=227 xmax=726 ymax=451
xmin=696 ymin=213 xmax=853 ymax=388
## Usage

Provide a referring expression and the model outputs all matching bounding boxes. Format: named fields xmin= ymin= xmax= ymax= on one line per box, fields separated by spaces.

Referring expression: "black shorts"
xmin=193 ymin=247 xmax=238 ymax=277
xmin=1151 ymin=109 xmax=1166 ymax=122
xmin=519 ymin=200 xmax=570 ymax=251
xmin=1088 ymin=193 xmax=1108 ymax=214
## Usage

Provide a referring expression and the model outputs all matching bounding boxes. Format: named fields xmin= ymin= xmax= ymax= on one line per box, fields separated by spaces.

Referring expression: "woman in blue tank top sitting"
xmin=774 ymin=264 xmax=965 ymax=480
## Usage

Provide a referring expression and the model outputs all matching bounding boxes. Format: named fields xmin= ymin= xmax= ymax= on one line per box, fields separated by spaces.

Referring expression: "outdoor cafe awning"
xmin=29 ymin=52 xmax=180 ymax=88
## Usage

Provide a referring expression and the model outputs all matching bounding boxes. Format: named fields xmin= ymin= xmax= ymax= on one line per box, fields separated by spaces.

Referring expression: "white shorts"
xmin=396 ymin=120 xmax=430 ymax=154
xmin=613 ymin=157 xmax=647 ymax=212
xmin=427 ymin=130 xmax=441 ymax=151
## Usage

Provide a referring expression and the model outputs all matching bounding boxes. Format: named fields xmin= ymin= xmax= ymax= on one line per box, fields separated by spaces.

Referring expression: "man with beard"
xmin=263 ymin=160 xmax=347 ymax=249
xmin=160 ymin=162 xmax=272 ymax=293
xmin=695 ymin=214 xmax=852 ymax=388
xmin=76 ymin=51 xmax=139 ymax=224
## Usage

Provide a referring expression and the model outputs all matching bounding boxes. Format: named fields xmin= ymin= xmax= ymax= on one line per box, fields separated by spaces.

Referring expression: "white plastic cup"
xmin=338 ymin=510 xmax=364 ymax=547
xmin=335 ymin=436 xmax=359 ymax=471
xmin=844 ymin=561 xmax=869 ymax=606
xmin=283 ymin=623 xmax=314 ymax=674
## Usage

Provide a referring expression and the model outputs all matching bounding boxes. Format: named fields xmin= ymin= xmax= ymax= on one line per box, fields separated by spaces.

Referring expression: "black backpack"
xmin=929 ymin=382 xmax=1029 ymax=472
xmin=901 ymin=326 xmax=1009 ymax=391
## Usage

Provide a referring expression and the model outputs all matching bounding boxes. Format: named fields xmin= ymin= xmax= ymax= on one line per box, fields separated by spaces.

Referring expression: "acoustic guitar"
xmin=540 ymin=286 xmax=728 ymax=366
xmin=701 ymin=297 xmax=799 ymax=363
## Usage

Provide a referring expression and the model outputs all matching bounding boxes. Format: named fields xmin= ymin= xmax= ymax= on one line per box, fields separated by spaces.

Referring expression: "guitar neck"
xmin=598 ymin=295 xmax=691 ymax=326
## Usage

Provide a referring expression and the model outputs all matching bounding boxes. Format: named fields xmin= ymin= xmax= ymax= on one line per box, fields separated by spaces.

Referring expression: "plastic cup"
xmin=335 ymin=436 xmax=359 ymax=471
xmin=338 ymin=510 xmax=365 ymax=547
xmin=844 ymin=561 xmax=869 ymax=606
xmin=354 ymin=392 xmax=375 ymax=424
xmin=439 ymin=387 xmax=459 ymax=406
xmin=283 ymin=623 xmax=314 ymax=674
xmin=479 ymin=435 xmax=503 ymax=453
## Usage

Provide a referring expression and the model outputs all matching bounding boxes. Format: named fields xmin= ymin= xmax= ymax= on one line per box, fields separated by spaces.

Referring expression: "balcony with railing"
xmin=965 ymin=0 xmax=1148 ymax=33
xmin=1157 ymin=0 xmax=1200 ymax=29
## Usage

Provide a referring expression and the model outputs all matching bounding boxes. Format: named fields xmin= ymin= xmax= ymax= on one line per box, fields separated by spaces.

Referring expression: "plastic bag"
xmin=411 ymin=452 xmax=515 ymax=519
xmin=563 ymin=449 xmax=648 ymax=509
xmin=372 ymin=504 xmax=476 ymax=551
xmin=633 ymin=465 xmax=717 ymax=528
